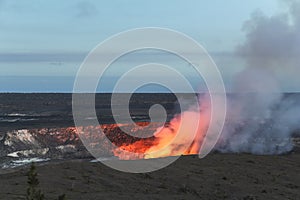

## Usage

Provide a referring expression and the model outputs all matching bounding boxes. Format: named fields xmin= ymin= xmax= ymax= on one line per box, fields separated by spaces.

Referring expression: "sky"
xmin=0 ymin=0 xmax=298 ymax=92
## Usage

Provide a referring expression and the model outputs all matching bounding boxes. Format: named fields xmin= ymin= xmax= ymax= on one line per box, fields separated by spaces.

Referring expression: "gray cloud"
xmin=75 ymin=1 xmax=98 ymax=18
xmin=0 ymin=52 xmax=86 ymax=63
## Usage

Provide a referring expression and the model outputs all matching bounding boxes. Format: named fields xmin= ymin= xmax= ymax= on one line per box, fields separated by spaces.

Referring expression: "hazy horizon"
xmin=1 ymin=0 xmax=300 ymax=92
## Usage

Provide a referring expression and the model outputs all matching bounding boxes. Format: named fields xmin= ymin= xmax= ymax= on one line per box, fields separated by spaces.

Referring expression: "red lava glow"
xmin=112 ymin=99 xmax=212 ymax=160
xmin=113 ymin=110 xmax=211 ymax=160
xmin=75 ymin=97 xmax=212 ymax=160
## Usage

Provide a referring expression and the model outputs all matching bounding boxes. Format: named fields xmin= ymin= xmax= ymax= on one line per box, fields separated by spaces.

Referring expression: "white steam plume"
xmin=215 ymin=0 xmax=300 ymax=154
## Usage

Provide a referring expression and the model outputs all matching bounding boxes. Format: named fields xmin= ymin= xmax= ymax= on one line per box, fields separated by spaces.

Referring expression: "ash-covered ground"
xmin=0 ymin=93 xmax=299 ymax=199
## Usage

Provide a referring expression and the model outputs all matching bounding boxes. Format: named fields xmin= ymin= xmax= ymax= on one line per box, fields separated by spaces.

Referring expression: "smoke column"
xmin=215 ymin=0 xmax=300 ymax=154
xmin=113 ymin=1 xmax=300 ymax=159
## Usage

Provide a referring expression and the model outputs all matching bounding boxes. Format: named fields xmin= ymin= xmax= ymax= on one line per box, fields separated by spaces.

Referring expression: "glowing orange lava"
xmin=113 ymin=98 xmax=212 ymax=160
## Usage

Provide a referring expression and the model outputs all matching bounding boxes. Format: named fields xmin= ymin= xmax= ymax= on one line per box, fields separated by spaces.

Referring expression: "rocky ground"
xmin=0 ymin=93 xmax=299 ymax=199
xmin=0 ymin=153 xmax=299 ymax=200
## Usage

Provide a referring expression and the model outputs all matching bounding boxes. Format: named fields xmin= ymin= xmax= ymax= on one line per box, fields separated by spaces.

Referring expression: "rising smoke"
xmin=114 ymin=1 xmax=300 ymax=158
xmin=215 ymin=0 xmax=300 ymax=154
